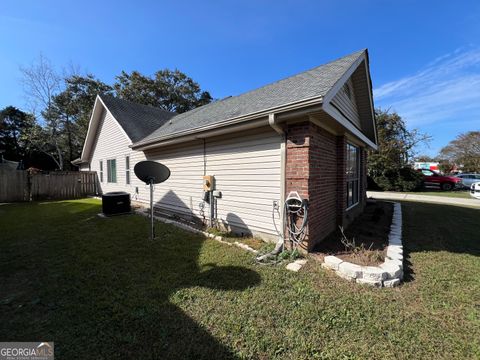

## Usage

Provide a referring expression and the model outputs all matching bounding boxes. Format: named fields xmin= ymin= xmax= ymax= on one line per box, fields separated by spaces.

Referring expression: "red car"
xmin=417 ymin=169 xmax=462 ymax=191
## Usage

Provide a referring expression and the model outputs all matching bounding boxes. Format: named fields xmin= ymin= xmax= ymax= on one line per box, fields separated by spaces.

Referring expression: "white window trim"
xmin=125 ymin=155 xmax=130 ymax=185
xmin=107 ymin=158 xmax=117 ymax=183
xmin=99 ymin=160 xmax=104 ymax=183
xmin=346 ymin=143 xmax=360 ymax=211
xmin=346 ymin=200 xmax=359 ymax=212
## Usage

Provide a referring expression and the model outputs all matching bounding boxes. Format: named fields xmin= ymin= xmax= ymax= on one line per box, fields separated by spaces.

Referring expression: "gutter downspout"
xmin=257 ymin=114 xmax=286 ymax=261
xmin=268 ymin=113 xmax=286 ymax=218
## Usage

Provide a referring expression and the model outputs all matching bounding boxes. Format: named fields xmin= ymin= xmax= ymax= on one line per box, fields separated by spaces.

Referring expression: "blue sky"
xmin=1 ymin=0 xmax=479 ymax=156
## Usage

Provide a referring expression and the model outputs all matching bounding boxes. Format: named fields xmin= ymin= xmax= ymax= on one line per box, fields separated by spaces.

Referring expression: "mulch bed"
xmin=312 ymin=201 xmax=393 ymax=266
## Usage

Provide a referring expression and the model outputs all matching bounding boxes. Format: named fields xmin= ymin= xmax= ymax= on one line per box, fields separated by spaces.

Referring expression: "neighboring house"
xmin=75 ymin=49 xmax=377 ymax=251
xmin=0 ymin=157 xmax=20 ymax=171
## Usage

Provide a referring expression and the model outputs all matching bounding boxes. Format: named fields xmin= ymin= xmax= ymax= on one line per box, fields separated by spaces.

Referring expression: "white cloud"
xmin=374 ymin=47 xmax=480 ymax=127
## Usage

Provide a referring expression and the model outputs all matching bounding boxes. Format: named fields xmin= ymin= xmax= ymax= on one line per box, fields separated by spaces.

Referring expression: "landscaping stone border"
xmin=134 ymin=209 xmax=259 ymax=254
xmin=322 ymin=202 xmax=403 ymax=287
xmin=286 ymin=259 xmax=308 ymax=272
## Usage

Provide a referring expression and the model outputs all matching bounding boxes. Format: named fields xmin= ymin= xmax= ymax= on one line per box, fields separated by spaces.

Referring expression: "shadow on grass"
xmin=401 ymin=251 xmax=415 ymax=283
xmin=0 ymin=198 xmax=261 ymax=359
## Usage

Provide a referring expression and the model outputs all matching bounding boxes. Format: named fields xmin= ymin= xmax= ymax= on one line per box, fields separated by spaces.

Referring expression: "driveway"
xmin=367 ymin=191 xmax=480 ymax=208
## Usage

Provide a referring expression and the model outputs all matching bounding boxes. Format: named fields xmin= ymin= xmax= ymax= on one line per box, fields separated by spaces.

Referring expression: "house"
xmin=76 ymin=49 xmax=377 ymax=251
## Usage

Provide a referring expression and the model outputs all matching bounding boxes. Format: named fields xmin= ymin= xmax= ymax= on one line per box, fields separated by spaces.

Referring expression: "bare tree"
xmin=20 ymin=54 xmax=64 ymax=170
xmin=21 ymin=54 xmax=61 ymax=112
xmin=439 ymin=131 xmax=480 ymax=172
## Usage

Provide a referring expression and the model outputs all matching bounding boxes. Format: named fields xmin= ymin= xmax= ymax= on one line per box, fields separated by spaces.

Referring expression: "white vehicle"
xmin=470 ymin=182 xmax=480 ymax=200
xmin=457 ymin=173 xmax=480 ymax=188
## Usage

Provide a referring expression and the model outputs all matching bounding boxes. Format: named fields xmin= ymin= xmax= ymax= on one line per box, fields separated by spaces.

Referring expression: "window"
xmin=346 ymin=143 xmax=360 ymax=208
xmin=107 ymin=159 xmax=117 ymax=183
xmin=99 ymin=160 xmax=103 ymax=182
xmin=421 ymin=169 xmax=439 ymax=177
xmin=125 ymin=156 xmax=130 ymax=185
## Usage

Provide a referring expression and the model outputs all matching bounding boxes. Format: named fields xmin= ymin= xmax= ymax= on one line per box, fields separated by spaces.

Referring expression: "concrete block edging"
xmin=323 ymin=202 xmax=403 ymax=287
xmin=134 ymin=209 xmax=259 ymax=254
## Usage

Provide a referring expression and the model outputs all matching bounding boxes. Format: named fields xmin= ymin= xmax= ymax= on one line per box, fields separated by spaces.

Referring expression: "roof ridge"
xmin=133 ymin=49 xmax=368 ymax=145
xmin=99 ymin=94 xmax=176 ymax=115
xmin=168 ymin=49 xmax=366 ymax=120
xmin=229 ymin=48 xmax=366 ymax=98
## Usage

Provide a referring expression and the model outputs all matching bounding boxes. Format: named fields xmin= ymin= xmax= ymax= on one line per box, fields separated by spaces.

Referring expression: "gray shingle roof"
xmin=135 ymin=49 xmax=365 ymax=146
xmin=99 ymin=95 xmax=176 ymax=142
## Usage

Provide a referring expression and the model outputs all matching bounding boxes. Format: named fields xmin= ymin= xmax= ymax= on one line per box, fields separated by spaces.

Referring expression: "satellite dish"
xmin=133 ymin=161 xmax=171 ymax=240
xmin=134 ymin=161 xmax=170 ymax=184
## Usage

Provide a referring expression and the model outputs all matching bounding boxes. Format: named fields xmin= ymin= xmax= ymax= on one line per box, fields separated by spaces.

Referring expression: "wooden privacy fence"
xmin=0 ymin=167 xmax=29 ymax=202
xmin=30 ymin=171 xmax=98 ymax=200
xmin=0 ymin=168 xmax=98 ymax=202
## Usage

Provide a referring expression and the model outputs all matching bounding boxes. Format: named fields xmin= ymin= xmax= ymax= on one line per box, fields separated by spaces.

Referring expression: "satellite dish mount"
xmin=134 ymin=161 xmax=171 ymax=240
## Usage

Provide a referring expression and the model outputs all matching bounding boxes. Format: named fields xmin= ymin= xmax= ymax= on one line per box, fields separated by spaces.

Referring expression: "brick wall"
xmin=308 ymin=125 xmax=338 ymax=249
xmin=336 ymin=135 xmax=347 ymax=226
xmin=285 ymin=121 xmax=367 ymax=251
xmin=285 ymin=123 xmax=310 ymax=200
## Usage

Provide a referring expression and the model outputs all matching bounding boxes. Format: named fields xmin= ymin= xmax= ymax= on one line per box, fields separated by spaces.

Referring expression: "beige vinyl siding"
xmin=132 ymin=143 xmax=205 ymax=220
xmin=134 ymin=127 xmax=282 ymax=237
xmin=84 ymin=109 xmax=282 ymax=238
xmin=205 ymin=128 xmax=281 ymax=236
xmin=330 ymin=78 xmax=361 ymax=128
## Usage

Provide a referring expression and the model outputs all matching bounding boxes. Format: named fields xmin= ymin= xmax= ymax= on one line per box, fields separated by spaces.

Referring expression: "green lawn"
xmin=401 ymin=190 xmax=472 ymax=199
xmin=1 ymin=199 xmax=479 ymax=359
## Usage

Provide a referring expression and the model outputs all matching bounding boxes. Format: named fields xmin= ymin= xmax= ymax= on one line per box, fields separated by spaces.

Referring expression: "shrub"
xmin=369 ymin=166 xmax=423 ymax=192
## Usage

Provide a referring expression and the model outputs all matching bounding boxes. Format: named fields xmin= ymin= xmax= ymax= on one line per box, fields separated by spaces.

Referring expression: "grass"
xmin=412 ymin=191 xmax=472 ymax=198
xmin=1 ymin=199 xmax=479 ymax=359
xmin=391 ymin=189 xmax=472 ymax=199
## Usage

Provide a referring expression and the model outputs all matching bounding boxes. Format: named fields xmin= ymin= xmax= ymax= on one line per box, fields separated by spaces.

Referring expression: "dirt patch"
xmin=235 ymin=237 xmax=266 ymax=250
xmin=205 ymin=227 xmax=267 ymax=250
xmin=313 ymin=201 xmax=393 ymax=266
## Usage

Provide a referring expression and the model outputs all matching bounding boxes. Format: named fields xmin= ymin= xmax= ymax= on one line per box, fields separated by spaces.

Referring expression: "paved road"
xmin=367 ymin=191 xmax=480 ymax=208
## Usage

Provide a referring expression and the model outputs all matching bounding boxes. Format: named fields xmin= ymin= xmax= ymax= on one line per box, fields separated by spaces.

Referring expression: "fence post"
xmin=27 ymin=171 xmax=32 ymax=201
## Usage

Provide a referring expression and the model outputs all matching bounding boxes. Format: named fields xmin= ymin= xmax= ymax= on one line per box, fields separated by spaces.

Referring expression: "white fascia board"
xmin=132 ymin=96 xmax=324 ymax=150
xmin=323 ymin=102 xmax=378 ymax=150
xmin=132 ymin=52 xmax=377 ymax=151
xmin=96 ymin=96 xmax=133 ymax=146
xmin=322 ymin=51 xmax=378 ymax=150
xmin=80 ymin=95 xmax=133 ymax=162
xmin=133 ymin=117 xmax=269 ymax=151
xmin=80 ymin=95 xmax=102 ymax=161
xmin=362 ymin=53 xmax=379 ymax=145
xmin=323 ymin=54 xmax=366 ymax=104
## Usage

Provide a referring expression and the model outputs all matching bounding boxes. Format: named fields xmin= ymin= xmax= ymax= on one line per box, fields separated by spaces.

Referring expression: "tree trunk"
xmin=65 ymin=115 xmax=73 ymax=170
xmin=56 ymin=143 xmax=63 ymax=170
